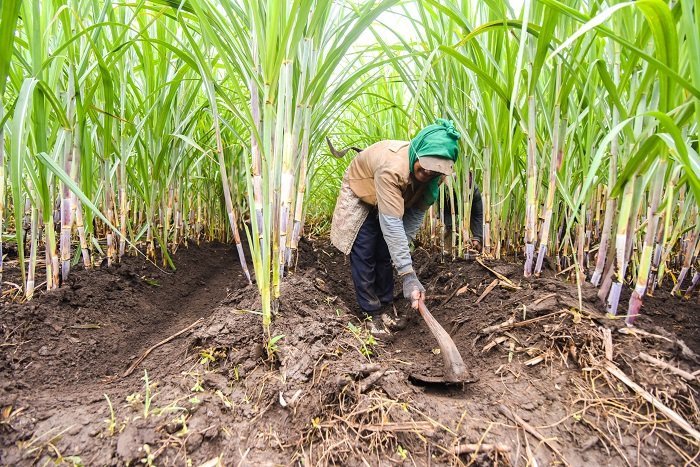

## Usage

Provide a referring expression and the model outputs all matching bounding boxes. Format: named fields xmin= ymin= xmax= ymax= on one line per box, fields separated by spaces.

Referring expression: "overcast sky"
xmin=356 ymin=0 xmax=526 ymax=46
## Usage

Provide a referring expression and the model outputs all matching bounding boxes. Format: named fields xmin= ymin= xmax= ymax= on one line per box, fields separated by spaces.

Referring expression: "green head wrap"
xmin=408 ymin=118 xmax=461 ymax=206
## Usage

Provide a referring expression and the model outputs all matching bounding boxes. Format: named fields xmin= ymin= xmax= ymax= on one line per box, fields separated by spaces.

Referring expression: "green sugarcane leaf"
xmin=549 ymin=2 xmax=634 ymax=61
xmin=0 ymin=0 xmax=22 ymax=96
xmin=9 ymin=78 xmax=39 ymax=286
xmin=540 ymin=0 xmax=700 ymax=99
xmin=438 ymin=45 xmax=512 ymax=111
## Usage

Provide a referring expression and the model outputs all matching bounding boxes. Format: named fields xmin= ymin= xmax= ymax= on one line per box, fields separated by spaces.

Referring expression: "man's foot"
xmin=366 ymin=317 xmax=390 ymax=337
xmin=380 ymin=303 xmax=408 ymax=331
xmin=380 ymin=311 xmax=406 ymax=331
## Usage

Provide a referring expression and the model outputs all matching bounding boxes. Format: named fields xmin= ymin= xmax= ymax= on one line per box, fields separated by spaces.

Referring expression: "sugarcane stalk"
xmin=72 ymin=195 xmax=90 ymax=268
xmin=437 ymin=184 xmax=445 ymax=258
xmin=196 ymin=190 xmax=202 ymax=243
xmin=258 ymin=70 xmax=275 ymax=330
xmin=42 ymin=233 xmax=50 ymax=288
xmin=286 ymin=40 xmax=310 ymax=267
xmin=290 ymin=106 xmax=310 ymax=264
xmin=452 ymin=178 xmax=462 ymax=258
xmin=494 ymin=215 xmax=501 ymax=259
xmin=277 ymin=59 xmax=294 ymax=292
xmin=585 ymin=198 xmax=594 ymax=269
xmin=146 ymin=220 xmax=155 ymax=261
xmin=60 ymin=69 xmax=77 ymax=283
xmin=649 ymin=168 xmax=679 ymax=292
xmin=105 ymin=159 xmax=116 ymax=267
xmin=250 ymin=40 xmax=264 ymax=248
xmin=164 ymin=186 xmax=174 ymax=259
xmin=0 ymin=102 xmax=5 ymax=290
xmin=535 ymin=107 xmax=565 ymax=276
xmin=117 ymin=67 xmax=128 ymax=260
xmin=591 ymin=192 xmax=617 ymax=286
xmin=26 ymin=205 xmax=38 ymax=300
xmin=576 ymin=204 xmax=586 ymax=281
xmin=672 ymin=228 xmax=699 ymax=296
xmin=269 ymin=80 xmax=284 ymax=303
xmin=627 ymin=161 xmax=666 ymax=324
xmin=297 ymin=43 xmax=318 ymax=212
xmin=591 ymin=46 xmax=620 ymax=287
xmin=458 ymin=167 xmax=469 ymax=258
xmin=647 ymin=222 xmax=664 ymax=295
xmin=214 ymin=96 xmax=251 ymax=284
xmin=60 ymin=183 xmax=73 ymax=280
xmin=607 ymin=175 xmax=636 ymax=315
xmin=69 ymin=103 xmax=91 ymax=269
xmin=685 ymin=270 xmax=700 ymax=298
xmin=172 ymin=189 xmax=180 ymax=253
xmin=482 ymin=146 xmax=491 ymax=256
xmin=524 ymin=96 xmax=537 ymax=277
xmin=118 ymin=165 xmax=127 ymax=259
xmin=593 ymin=186 xmax=602 ymax=240
xmin=183 ymin=16 xmax=252 ymax=280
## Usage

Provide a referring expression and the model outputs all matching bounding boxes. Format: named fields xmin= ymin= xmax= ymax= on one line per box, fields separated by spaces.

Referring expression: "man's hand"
xmin=471 ymin=238 xmax=483 ymax=252
xmin=402 ymin=272 xmax=425 ymax=309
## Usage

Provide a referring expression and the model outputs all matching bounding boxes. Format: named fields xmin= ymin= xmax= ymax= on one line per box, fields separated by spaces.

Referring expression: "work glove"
xmin=470 ymin=238 xmax=483 ymax=252
xmin=402 ymin=272 xmax=425 ymax=309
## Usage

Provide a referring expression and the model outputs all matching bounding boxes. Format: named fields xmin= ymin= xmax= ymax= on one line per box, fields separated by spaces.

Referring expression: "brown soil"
xmin=1 ymin=239 xmax=698 ymax=466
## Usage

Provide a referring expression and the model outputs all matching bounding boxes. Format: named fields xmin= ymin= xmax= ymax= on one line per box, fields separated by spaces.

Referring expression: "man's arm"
xmin=374 ymin=170 xmax=426 ymax=308
xmin=378 ymin=212 xmax=425 ymax=308
xmin=377 ymin=207 xmax=428 ymax=271
xmin=403 ymin=207 xmax=426 ymax=243
xmin=378 ymin=212 xmax=413 ymax=274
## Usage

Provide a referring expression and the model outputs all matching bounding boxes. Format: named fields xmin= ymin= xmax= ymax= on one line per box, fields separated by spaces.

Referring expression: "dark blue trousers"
xmin=350 ymin=212 xmax=394 ymax=313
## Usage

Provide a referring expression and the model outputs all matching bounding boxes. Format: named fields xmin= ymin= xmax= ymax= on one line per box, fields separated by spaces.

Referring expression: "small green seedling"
xmin=175 ymin=414 xmax=188 ymax=437
xmin=199 ymin=347 xmax=225 ymax=369
xmin=103 ymin=394 xmax=117 ymax=436
xmin=141 ymin=444 xmax=156 ymax=466
xmin=141 ymin=276 xmax=161 ymax=287
xmin=143 ymin=370 xmax=155 ymax=418
xmin=347 ymin=322 xmax=376 ymax=359
xmin=266 ymin=334 xmax=285 ymax=360
xmin=397 ymin=445 xmax=409 ymax=460
xmin=191 ymin=377 xmax=204 ymax=393
xmin=127 ymin=371 xmax=158 ymax=418
xmin=126 ymin=392 xmax=142 ymax=407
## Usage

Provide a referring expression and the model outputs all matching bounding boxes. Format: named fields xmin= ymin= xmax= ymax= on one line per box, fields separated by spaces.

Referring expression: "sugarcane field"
xmin=1 ymin=0 xmax=699 ymax=465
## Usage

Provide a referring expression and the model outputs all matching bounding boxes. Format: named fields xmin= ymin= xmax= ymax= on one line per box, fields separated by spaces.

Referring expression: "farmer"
xmin=329 ymin=119 xmax=483 ymax=335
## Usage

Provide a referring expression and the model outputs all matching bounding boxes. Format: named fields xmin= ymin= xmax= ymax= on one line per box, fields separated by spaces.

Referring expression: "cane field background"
xmin=0 ymin=0 xmax=699 ymax=465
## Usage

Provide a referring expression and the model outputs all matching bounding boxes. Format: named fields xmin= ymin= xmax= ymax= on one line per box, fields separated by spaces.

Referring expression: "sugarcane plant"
xmin=1 ymin=0 xmax=698 ymax=332
xmin=1 ymin=0 xmax=245 ymax=298
xmin=171 ymin=0 xmax=400 ymax=342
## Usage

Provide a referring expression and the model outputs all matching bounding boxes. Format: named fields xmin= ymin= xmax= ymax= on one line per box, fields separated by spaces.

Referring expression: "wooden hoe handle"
xmin=417 ymin=299 xmax=467 ymax=382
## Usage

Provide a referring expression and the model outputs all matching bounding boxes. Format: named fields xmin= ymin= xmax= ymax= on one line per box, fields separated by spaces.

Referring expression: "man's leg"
xmin=373 ymin=226 xmax=407 ymax=331
xmin=350 ymin=214 xmax=382 ymax=314
xmin=374 ymin=233 xmax=394 ymax=305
